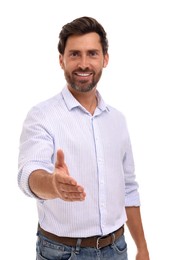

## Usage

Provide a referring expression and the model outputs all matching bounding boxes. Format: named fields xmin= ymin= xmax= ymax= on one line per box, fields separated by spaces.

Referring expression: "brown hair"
xmin=58 ymin=16 xmax=108 ymax=55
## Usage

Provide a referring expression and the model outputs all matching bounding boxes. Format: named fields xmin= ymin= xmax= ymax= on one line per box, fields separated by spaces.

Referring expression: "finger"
xmin=55 ymin=149 xmax=65 ymax=168
xmin=55 ymin=150 xmax=70 ymax=176
xmin=61 ymin=191 xmax=86 ymax=201
xmin=59 ymin=183 xmax=84 ymax=192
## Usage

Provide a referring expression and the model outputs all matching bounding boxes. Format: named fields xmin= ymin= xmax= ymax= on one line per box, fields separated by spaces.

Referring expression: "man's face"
xmin=59 ymin=32 xmax=109 ymax=93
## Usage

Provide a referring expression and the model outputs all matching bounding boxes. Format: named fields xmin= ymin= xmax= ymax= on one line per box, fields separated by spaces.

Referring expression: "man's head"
xmin=58 ymin=17 xmax=109 ymax=93
xmin=58 ymin=16 xmax=108 ymax=55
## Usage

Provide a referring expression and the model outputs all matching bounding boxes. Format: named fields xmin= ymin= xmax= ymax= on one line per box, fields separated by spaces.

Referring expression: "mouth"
xmin=74 ymin=72 xmax=93 ymax=78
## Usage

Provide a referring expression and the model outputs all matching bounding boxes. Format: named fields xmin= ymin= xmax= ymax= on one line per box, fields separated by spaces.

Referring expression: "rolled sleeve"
xmin=18 ymin=106 xmax=54 ymax=199
xmin=123 ymin=134 xmax=141 ymax=207
xmin=18 ymin=162 xmax=53 ymax=199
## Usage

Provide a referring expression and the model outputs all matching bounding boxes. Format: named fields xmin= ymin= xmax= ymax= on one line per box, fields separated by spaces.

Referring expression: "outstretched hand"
xmin=53 ymin=149 xmax=86 ymax=201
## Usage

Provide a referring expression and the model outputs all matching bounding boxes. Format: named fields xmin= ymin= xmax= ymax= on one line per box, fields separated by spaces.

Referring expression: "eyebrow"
xmin=68 ymin=49 xmax=101 ymax=53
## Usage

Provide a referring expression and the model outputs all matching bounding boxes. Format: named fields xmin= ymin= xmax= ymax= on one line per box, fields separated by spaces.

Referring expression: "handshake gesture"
xmin=53 ymin=149 xmax=86 ymax=201
xmin=29 ymin=149 xmax=86 ymax=201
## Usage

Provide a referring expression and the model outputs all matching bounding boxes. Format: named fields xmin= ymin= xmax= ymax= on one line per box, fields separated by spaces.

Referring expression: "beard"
xmin=64 ymin=69 xmax=102 ymax=93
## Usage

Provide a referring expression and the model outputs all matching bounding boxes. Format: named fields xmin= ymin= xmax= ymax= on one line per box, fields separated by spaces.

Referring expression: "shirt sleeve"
xmin=18 ymin=106 xmax=54 ymax=199
xmin=123 ymin=122 xmax=141 ymax=207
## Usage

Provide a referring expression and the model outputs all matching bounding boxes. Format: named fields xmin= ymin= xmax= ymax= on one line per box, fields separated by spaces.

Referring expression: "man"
xmin=18 ymin=16 xmax=149 ymax=259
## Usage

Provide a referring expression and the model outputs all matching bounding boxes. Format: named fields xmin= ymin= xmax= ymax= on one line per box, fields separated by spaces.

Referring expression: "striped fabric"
xmin=18 ymin=86 xmax=140 ymax=237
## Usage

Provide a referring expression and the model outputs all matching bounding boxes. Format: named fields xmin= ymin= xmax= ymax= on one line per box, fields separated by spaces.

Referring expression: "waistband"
xmin=38 ymin=224 xmax=124 ymax=249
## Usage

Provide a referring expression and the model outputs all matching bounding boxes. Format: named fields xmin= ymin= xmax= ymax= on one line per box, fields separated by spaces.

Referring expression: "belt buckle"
xmin=96 ymin=236 xmax=102 ymax=249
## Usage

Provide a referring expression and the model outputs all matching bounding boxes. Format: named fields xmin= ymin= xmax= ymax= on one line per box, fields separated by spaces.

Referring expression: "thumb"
xmin=55 ymin=149 xmax=65 ymax=168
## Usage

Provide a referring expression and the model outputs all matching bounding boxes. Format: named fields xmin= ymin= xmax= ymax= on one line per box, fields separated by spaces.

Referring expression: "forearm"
xmin=126 ymin=206 xmax=149 ymax=259
xmin=28 ymin=165 xmax=85 ymax=202
xmin=29 ymin=169 xmax=57 ymax=200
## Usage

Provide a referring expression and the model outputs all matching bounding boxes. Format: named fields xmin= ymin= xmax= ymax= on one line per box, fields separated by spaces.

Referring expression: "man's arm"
xmin=29 ymin=149 xmax=86 ymax=201
xmin=126 ymin=206 xmax=150 ymax=260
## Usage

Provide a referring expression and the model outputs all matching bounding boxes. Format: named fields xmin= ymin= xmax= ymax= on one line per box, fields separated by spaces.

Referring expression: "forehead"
xmin=65 ymin=32 xmax=102 ymax=52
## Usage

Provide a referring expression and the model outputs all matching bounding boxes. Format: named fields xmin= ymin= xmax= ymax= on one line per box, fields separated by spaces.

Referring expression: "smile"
xmin=74 ymin=72 xmax=93 ymax=77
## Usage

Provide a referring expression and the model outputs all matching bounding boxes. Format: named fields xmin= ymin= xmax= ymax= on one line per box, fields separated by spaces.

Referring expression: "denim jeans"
xmin=36 ymin=232 xmax=128 ymax=260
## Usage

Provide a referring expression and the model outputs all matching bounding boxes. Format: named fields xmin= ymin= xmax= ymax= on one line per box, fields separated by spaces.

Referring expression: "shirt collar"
xmin=61 ymin=86 xmax=110 ymax=113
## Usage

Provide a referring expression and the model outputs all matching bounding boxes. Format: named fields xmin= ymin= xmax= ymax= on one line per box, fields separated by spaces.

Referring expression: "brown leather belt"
xmin=38 ymin=224 xmax=124 ymax=249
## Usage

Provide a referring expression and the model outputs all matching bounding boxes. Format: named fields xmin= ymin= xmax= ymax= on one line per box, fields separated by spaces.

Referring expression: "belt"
xmin=38 ymin=224 xmax=124 ymax=249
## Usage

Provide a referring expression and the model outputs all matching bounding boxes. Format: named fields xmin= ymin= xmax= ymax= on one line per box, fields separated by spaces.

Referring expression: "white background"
xmin=0 ymin=0 xmax=174 ymax=259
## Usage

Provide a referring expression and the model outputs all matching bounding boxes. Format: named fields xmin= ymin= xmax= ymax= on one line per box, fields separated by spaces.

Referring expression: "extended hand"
xmin=53 ymin=149 xmax=86 ymax=201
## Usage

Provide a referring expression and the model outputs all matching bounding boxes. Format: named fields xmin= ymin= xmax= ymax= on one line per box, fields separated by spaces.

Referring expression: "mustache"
xmin=73 ymin=69 xmax=94 ymax=73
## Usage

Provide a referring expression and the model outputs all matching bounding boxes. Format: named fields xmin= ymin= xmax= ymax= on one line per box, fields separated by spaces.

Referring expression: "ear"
xmin=103 ymin=53 xmax=109 ymax=68
xmin=59 ymin=54 xmax=64 ymax=69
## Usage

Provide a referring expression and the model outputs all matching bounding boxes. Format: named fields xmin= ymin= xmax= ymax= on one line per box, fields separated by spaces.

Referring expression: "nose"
xmin=78 ymin=55 xmax=89 ymax=70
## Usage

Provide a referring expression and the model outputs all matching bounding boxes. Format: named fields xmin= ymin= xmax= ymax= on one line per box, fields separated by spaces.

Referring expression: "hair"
xmin=58 ymin=16 xmax=109 ymax=55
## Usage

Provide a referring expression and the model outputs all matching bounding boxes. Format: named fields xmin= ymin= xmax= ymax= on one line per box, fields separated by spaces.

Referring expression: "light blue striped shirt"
xmin=18 ymin=86 xmax=140 ymax=237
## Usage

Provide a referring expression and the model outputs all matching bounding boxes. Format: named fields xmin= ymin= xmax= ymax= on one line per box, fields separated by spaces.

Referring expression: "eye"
xmin=70 ymin=51 xmax=79 ymax=57
xmin=88 ymin=50 xmax=99 ymax=57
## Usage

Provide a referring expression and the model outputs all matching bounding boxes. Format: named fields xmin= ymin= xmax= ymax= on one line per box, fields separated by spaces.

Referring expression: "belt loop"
xmin=75 ymin=238 xmax=82 ymax=254
xmin=111 ymin=232 xmax=115 ymax=245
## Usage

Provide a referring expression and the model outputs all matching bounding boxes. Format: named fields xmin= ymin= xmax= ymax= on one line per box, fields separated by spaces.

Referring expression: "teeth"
xmin=77 ymin=73 xmax=91 ymax=77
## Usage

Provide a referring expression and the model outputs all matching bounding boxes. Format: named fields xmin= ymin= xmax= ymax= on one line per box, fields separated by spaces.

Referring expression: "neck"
xmin=68 ymin=86 xmax=98 ymax=115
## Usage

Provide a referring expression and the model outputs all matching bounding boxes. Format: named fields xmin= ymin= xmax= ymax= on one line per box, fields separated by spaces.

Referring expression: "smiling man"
xmin=18 ymin=16 xmax=149 ymax=260
xmin=60 ymin=32 xmax=108 ymax=94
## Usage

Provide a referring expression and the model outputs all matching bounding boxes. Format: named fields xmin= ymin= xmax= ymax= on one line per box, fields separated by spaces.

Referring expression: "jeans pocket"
xmin=36 ymin=252 xmax=48 ymax=260
xmin=37 ymin=251 xmax=75 ymax=260
xmin=37 ymin=234 xmax=74 ymax=260
xmin=112 ymin=234 xmax=127 ymax=255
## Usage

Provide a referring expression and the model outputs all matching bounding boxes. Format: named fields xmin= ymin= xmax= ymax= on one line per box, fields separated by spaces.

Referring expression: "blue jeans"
xmin=36 ymin=232 xmax=128 ymax=260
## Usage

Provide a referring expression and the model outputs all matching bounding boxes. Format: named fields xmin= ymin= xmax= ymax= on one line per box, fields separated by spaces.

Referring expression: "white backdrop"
xmin=0 ymin=0 xmax=174 ymax=259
